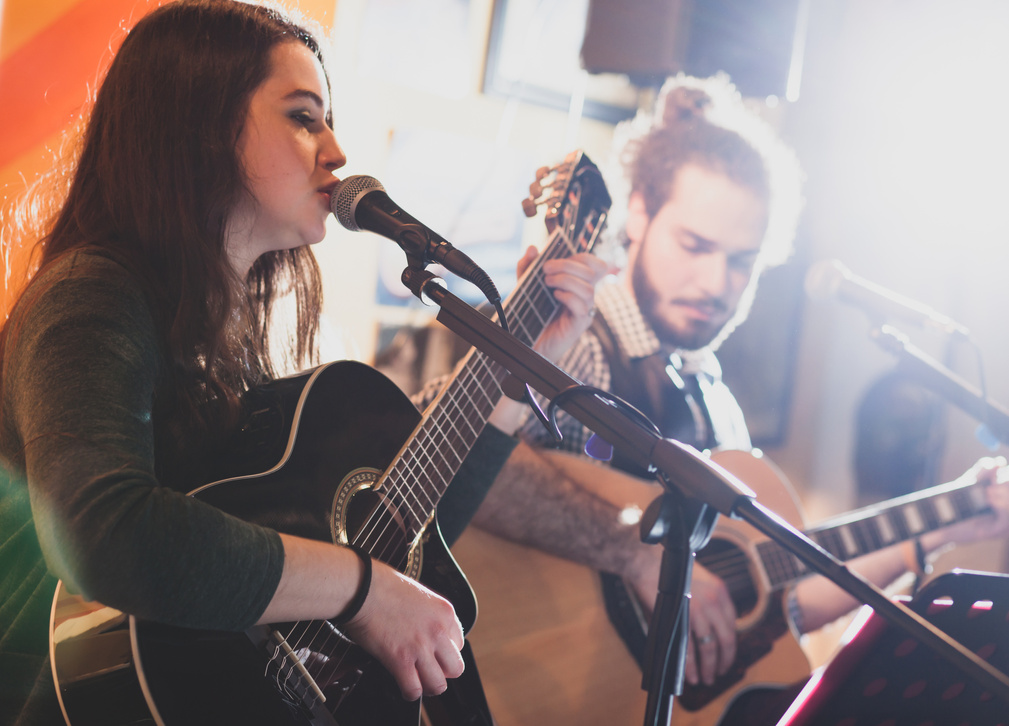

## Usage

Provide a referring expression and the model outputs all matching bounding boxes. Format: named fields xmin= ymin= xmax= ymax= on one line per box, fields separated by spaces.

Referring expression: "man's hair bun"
xmin=661 ymin=86 xmax=711 ymax=127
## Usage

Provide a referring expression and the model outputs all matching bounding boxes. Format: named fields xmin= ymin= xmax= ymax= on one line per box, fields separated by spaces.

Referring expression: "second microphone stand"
xmin=400 ymin=268 xmax=1009 ymax=726
xmin=871 ymin=323 xmax=1009 ymax=445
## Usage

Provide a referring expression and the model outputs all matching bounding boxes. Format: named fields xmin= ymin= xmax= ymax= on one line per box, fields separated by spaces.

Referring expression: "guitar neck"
xmin=757 ymin=474 xmax=991 ymax=590
xmin=377 ymin=154 xmax=609 ymax=541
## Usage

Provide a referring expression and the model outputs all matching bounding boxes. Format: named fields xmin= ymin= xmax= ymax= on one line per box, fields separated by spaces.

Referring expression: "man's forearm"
xmin=469 ymin=441 xmax=657 ymax=578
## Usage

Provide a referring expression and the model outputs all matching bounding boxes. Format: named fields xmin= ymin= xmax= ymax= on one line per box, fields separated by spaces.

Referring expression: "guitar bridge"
xmin=267 ymin=628 xmax=328 ymax=706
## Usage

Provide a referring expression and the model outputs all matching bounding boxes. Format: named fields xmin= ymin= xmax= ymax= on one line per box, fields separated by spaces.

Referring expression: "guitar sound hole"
xmin=697 ymin=538 xmax=758 ymax=617
xmin=343 ymin=487 xmax=413 ymax=573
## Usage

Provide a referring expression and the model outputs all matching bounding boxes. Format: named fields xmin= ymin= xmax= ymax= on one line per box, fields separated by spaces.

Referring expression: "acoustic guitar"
xmin=453 ymin=448 xmax=994 ymax=726
xmin=48 ymin=151 xmax=612 ymax=726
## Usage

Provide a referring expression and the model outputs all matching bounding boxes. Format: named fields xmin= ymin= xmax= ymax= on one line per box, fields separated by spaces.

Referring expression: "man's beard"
xmin=631 ymin=253 xmax=728 ymax=351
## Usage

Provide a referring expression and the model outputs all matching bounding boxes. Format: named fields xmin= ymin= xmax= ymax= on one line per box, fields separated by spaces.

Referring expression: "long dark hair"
xmin=2 ymin=0 xmax=327 ymax=441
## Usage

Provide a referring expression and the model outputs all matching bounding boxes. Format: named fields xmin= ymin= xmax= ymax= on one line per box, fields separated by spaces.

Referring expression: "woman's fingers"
xmin=343 ymin=562 xmax=466 ymax=700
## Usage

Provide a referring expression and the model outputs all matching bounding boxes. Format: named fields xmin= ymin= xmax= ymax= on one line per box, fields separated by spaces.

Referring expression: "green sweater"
xmin=0 ymin=250 xmax=514 ymax=723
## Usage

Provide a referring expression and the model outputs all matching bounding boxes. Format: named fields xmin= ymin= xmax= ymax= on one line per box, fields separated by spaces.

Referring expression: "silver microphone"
xmin=804 ymin=259 xmax=969 ymax=337
xmin=330 ymin=175 xmax=499 ymax=303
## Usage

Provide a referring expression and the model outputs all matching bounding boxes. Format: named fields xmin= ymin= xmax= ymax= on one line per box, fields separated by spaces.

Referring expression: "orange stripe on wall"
xmin=0 ymin=0 xmax=159 ymax=170
xmin=0 ymin=0 xmax=84 ymax=62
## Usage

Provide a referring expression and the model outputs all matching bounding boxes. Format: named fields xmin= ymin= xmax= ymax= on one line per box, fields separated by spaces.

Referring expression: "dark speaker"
xmin=580 ymin=0 xmax=805 ymax=98
xmin=579 ymin=0 xmax=692 ymax=83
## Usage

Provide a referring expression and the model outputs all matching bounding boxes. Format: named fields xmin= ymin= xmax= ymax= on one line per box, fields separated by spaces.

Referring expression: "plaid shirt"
xmin=518 ymin=279 xmax=751 ymax=456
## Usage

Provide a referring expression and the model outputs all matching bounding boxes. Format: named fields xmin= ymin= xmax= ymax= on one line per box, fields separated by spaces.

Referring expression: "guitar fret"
xmin=767 ymin=547 xmax=788 ymax=580
xmin=923 ymin=498 xmax=943 ymax=530
xmin=968 ymin=485 xmax=988 ymax=511
xmin=511 ymin=319 xmax=536 ymax=348
xmin=875 ymin=514 xmax=896 ymax=544
xmin=474 ymin=363 xmax=505 ymax=403
xmin=757 ymin=541 xmax=802 ymax=587
xmin=448 ymin=373 xmax=495 ymax=415
xmin=432 ymin=423 xmax=468 ymax=469
xmin=506 ymin=280 xmax=558 ymax=343
xmin=431 ymin=403 xmax=474 ymax=453
xmin=853 ymin=519 xmax=881 ymax=553
xmin=935 ymin=494 xmax=956 ymax=524
xmin=384 ymin=260 xmax=552 ymax=515
xmin=521 ymin=286 xmax=553 ymax=327
xmin=437 ymin=410 xmax=479 ymax=456
xmin=783 ymin=556 xmax=804 ymax=584
xmin=390 ymin=471 xmax=432 ymax=531
xmin=814 ymin=529 xmax=842 ymax=560
xmin=475 ymin=348 xmax=508 ymax=382
xmin=403 ymin=434 xmax=448 ymax=489
xmin=450 ymin=379 xmax=495 ymax=426
xmin=755 ymin=474 xmax=991 ymax=596
xmin=393 ymin=424 xmax=462 ymax=523
xmin=416 ymin=434 xmax=458 ymax=490
xmin=901 ymin=505 xmax=926 ymax=534
xmin=373 ymin=154 xmax=609 ymax=554
xmin=950 ymin=489 xmax=974 ymax=519
xmin=505 ymin=303 xmax=540 ymax=345
xmin=839 ymin=526 xmax=858 ymax=558
xmin=423 ymin=407 xmax=474 ymax=458
xmin=885 ymin=510 xmax=909 ymax=541
xmin=409 ymin=450 xmax=451 ymax=501
xmin=756 ymin=541 xmax=775 ymax=573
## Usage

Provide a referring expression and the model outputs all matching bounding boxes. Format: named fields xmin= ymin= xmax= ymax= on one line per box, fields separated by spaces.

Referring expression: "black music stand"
xmin=778 ymin=570 xmax=1009 ymax=726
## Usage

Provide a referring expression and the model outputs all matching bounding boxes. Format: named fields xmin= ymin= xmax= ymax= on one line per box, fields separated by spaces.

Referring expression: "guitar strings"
xmin=274 ymin=175 xmax=604 ymax=700
xmin=279 ymin=194 xmax=590 ymax=697
xmin=691 ymin=483 xmax=987 ymax=602
xmin=288 ymin=266 xmax=531 ymax=676
xmin=302 ymin=233 xmax=562 ymax=680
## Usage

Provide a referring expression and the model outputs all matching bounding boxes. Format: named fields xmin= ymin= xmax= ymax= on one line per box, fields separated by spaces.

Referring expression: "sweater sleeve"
xmin=437 ymin=423 xmax=518 ymax=547
xmin=4 ymin=255 xmax=283 ymax=630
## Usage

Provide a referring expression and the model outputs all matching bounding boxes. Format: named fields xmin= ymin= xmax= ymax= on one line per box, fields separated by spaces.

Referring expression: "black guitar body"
xmin=53 ymin=150 xmax=612 ymax=726
xmin=52 ymin=360 xmax=476 ymax=726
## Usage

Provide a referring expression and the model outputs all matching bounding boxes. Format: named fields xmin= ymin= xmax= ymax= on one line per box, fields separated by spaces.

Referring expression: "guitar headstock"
xmin=522 ymin=150 xmax=612 ymax=255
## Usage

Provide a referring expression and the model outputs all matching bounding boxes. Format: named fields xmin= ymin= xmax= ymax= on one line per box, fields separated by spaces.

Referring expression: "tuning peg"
xmin=528 ymin=180 xmax=544 ymax=199
xmin=521 ymin=197 xmax=539 ymax=218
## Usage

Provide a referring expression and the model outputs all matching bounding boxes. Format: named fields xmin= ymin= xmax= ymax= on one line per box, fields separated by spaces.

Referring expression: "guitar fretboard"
xmin=373 ymin=167 xmax=608 ymax=544
xmin=757 ymin=475 xmax=990 ymax=589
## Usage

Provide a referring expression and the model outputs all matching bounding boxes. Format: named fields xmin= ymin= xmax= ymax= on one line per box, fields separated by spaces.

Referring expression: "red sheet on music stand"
xmin=777 ymin=570 xmax=1009 ymax=726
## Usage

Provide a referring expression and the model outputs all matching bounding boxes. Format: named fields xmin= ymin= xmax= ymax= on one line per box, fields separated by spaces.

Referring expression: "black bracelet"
xmin=333 ymin=545 xmax=372 ymax=626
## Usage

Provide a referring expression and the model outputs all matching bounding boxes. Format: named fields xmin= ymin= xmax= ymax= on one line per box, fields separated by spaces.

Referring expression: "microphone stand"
xmin=870 ymin=324 xmax=1009 ymax=446
xmin=399 ymin=269 xmax=1009 ymax=725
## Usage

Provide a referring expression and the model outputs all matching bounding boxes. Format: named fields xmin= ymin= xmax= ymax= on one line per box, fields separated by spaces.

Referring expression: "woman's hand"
xmin=342 ymin=561 xmax=465 ymax=701
xmin=260 ymin=535 xmax=465 ymax=701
